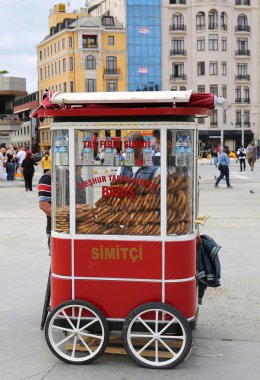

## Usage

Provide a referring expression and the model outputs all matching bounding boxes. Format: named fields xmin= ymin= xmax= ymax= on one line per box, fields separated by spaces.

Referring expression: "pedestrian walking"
xmin=21 ymin=151 xmax=37 ymax=191
xmin=16 ymin=147 xmax=26 ymax=173
xmin=41 ymin=150 xmax=52 ymax=173
xmin=237 ymin=145 xmax=246 ymax=171
xmin=215 ymin=148 xmax=233 ymax=188
xmin=246 ymin=141 xmax=257 ymax=171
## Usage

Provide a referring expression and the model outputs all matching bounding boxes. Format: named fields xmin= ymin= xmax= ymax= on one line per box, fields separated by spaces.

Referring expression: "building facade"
xmin=0 ymin=76 xmax=26 ymax=148
xmin=89 ymin=0 xmax=260 ymax=150
xmin=36 ymin=3 xmax=127 ymax=149
xmin=13 ymin=92 xmax=39 ymax=152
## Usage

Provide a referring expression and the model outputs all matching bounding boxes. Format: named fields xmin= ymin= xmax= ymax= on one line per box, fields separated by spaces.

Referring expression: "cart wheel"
xmin=122 ymin=302 xmax=192 ymax=369
xmin=45 ymin=300 xmax=109 ymax=364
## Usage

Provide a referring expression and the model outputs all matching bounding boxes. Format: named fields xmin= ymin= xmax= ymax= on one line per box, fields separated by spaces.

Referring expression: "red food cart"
xmin=34 ymin=90 xmax=214 ymax=369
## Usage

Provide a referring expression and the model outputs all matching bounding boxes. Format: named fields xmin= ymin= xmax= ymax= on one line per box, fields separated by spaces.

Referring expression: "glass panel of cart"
xmin=52 ymin=130 xmax=70 ymax=234
xmin=167 ymin=129 xmax=193 ymax=235
xmin=74 ymin=129 xmax=160 ymax=235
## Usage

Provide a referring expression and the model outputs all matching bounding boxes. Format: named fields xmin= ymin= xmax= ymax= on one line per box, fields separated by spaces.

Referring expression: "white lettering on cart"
xmin=91 ymin=245 xmax=143 ymax=263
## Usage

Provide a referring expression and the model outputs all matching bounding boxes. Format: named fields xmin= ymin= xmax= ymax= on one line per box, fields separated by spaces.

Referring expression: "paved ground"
xmin=0 ymin=160 xmax=260 ymax=380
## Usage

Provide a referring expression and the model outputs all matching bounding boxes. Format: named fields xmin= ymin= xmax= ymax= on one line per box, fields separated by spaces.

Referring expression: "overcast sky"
xmin=0 ymin=0 xmax=86 ymax=93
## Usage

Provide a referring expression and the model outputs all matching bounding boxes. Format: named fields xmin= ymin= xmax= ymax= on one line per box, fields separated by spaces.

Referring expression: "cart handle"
xmin=195 ymin=214 xmax=209 ymax=226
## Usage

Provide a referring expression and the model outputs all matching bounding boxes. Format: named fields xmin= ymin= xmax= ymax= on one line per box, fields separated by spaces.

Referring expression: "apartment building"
xmin=89 ymin=0 xmax=260 ymax=150
xmin=0 ymin=76 xmax=26 ymax=148
xmin=36 ymin=3 xmax=127 ymax=149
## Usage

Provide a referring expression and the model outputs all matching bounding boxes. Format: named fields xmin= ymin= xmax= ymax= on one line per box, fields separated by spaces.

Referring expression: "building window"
xmin=236 ymin=110 xmax=241 ymax=127
xmin=63 ymin=58 xmax=66 ymax=72
xmin=220 ymin=12 xmax=227 ymax=30
xmin=209 ymin=61 xmax=218 ymax=75
xmin=235 ymin=86 xmax=242 ymax=102
xmin=82 ymin=35 xmax=97 ymax=49
xmin=244 ymin=86 xmax=250 ymax=102
xmin=85 ymin=55 xmax=96 ymax=70
xmin=62 ymin=38 xmax=65 ymax=49
xmin=70 ymin=81 xmax=74 ymax=92
xmin=69 ymin=36 xmax=73 ymax=48
xmin=209 ymin=34 xmax=218 ymax=50
xmin=197 ymin=85 xmax=205 ymax=93
xmin=236 ymin=38 xmax=248 ymax=54
xmin=106 ymin=79 xmax=118 ymax=92
xmin=221 ymin=85 xmax=227 ymax=98
xmin=69 ymin=57 xmax=74 ymax=71
xmin=86 ymin=79 xmax=96 ymax=92
xmin=197 ymin=61 xmax=205 ymax=76
xmin=170 ymin=86 xmax=178 ymax=91
xmin=221 ymin=37 xmax=227 ymax=51
xmin=210 ymin=84 xmax=218 ymax=96
xmin=237 ymin=63 xmax=248 ymax=77
xmin=39 ymin=51 xmax=42 ymax=60
xmin=171 ymin=37 xmax=184 ymax=53
xmin=171 ymin=12 xmax=184 ymax=29
xmin=210 ymin=109 xmax=218 ymax=126
xmin=40 ymin=68 xmax=43 ymax=81
xmin=237 ymin=14 xmax=249 ymax=31
xmin=102 ymin=16 xmax=114 ymax=26
xmin=197 ymin=37 xmax=205 ymax=51
xmin=196 ymin=12 xmax=205 ymax=29
xmin=63 ymin=82 xmax=67 ymax=92
xmin=54 ymin=62 xmax=57 ymax=75
xmin=208 ymin=10 xmax=218 ymax=30
xmin=54 ymin=43 xmax=56 ymax=53
xmin=180 ymin=86 xmax=186 ymax=91
xmin=108 ymin=36 xmax=114 ymax=46
xmin=47 ymin=65 xmax=50 ymax=78
xmin=221 ymin=62 xmax=227 ymax=75
xmin=171 ymin=62 xmax=185 ymax=79
xmin=47 ymin=47 xmax=49 ymax=57
xmin=58 ymin=41 xmax=60 ymax=51
xmin=244 ymin=110 xmax=250 ymax=126
xmin=106 ymin=56 xmax=117 ymax=74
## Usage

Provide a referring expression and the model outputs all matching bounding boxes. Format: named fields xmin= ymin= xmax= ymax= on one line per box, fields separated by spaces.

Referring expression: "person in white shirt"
xmin=236 ymin=145 xmax=246 ymax=172
xmin=16 ymin=148 xmax=26 ymax=173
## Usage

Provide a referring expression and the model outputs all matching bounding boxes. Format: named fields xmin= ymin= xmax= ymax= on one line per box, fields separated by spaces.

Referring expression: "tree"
xmin=0 ymin=70 xmax=9 ymax=76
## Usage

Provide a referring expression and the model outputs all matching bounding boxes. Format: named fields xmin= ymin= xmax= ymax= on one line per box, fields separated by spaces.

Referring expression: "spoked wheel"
xmin=122 ymin=302 xmax=192 ymax=369
xmin=45 ymin=300 xmax=109 ymax=364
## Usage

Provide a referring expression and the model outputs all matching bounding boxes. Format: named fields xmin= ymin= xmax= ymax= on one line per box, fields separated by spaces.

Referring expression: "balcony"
xmin=208 ymin=23 xmax=218 ymax=30
xmin=235 ymin=0 xmax=251 ymax=5
xmin=169 ymin=24 xmax=186 ymax=31
xmin=220 ymin=24 xmax=227 ymax=31
xmin=235 ymin=98 xmax=242 ymax=103
xmin=170 ymin=74 xmax=187 ymax=81
xmin=196 ymin=24 xmax=206 ymax=31
xmin=82 ymin=43 xmax=98 ymax=49
xmin=170 ymin=49 xmax=186 ymax=56
xmin=243 ymin=98 xmax=250 ymax=103
xmin=235 ymin=25 xmax=250 ymax=32
xmin=235 ymin=49 xmax=250 ymax=56
xmin=103 ymin=69 xmax=121 ymax=77
xmin=235 ymin=74 xmax=250 ymax=81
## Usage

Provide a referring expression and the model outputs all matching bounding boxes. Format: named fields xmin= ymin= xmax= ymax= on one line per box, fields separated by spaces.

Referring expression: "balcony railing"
xmin=235 ymin=49 xmax=250 ymax=56
xmin=208 ymin=23 xmax=218 ymax=30
xmin=196 ymin=24 xmax=206 ymax=30
xmin=169 ymin=0 xmax=186 ymax=4
xmin=220 ymin=24 xmax=227 ymax=30
xmin=103 ymin=69 xmax=121 ymax=76
xmin=82 ymin=43 xmax=98 ymax=49
xmin=235 ymin=0 xmax=250 ymax=5
xmin=235 ymin=74 xmax=250 ymax=80
xmin=170 ymin=49 xmax=186 ymax=56
xmin=235 ymin=98 xmax=242 ymax=103
xmin=243 ymin=98 xmax=250 ymax=103
xmin=169 ymin=24 xmax=186 ymax=31
xmin=170 ymin=74 xmax=187 ymax=81
xmin=235 ymin=25 xmax=250 ymax=32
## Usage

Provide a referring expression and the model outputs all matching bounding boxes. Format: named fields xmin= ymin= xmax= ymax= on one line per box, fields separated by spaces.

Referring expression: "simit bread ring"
xmin=178 ymin=176 xmax=192 ymax=190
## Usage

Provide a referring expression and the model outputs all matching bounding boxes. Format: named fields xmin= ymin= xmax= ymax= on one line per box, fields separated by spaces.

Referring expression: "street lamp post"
xmin=215 ymin=97 xmax=226 ymax=151
xmin=241 ymin=112 xmax=244 ymax=147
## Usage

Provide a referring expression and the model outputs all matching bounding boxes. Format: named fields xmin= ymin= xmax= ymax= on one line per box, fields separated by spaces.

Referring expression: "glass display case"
xmin=52 ymin=124 xmax=195 ymax=237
